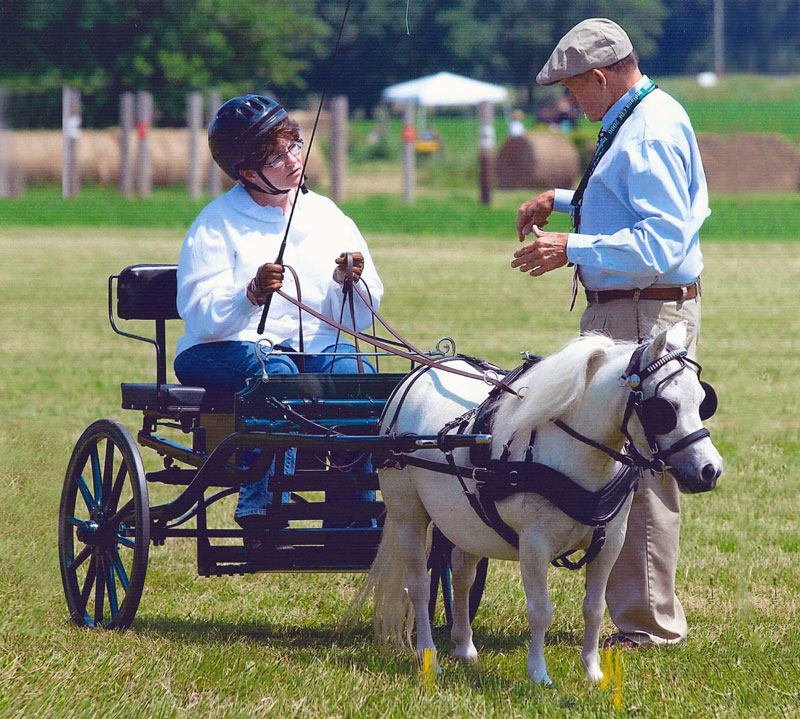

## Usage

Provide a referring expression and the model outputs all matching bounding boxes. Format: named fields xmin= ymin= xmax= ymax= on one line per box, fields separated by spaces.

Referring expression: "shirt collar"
xmin=229 ymin=183 xmax=292 ymax=222
xmin=601 ymin=75 xmax=651 ymax=132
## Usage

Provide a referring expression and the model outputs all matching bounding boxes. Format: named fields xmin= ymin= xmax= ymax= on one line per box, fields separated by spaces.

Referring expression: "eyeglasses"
xmin=262 ymin=140 xmax=304 ymax=168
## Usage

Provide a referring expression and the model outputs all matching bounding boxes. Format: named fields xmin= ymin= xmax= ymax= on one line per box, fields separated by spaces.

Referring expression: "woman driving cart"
xmin=173 ymin=94 xmax=384 ymax=543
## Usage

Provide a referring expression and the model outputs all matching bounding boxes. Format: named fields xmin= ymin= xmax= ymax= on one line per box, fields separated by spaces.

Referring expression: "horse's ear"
xmin=643 ymin=327 xmax=669 ymax=365
xmin=585 ymin=347 xmax=607 ymax=384
xmin=665 ymin=320 xmax=689 ymax=349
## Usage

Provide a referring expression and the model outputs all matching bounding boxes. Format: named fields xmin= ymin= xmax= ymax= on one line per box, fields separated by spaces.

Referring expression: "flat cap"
xmin=536 ymin=18 xmax=633 ymax=86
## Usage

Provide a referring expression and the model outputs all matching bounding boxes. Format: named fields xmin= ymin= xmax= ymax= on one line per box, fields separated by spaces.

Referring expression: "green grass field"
xmin=1 ymin=201 xmax=800 ymax=717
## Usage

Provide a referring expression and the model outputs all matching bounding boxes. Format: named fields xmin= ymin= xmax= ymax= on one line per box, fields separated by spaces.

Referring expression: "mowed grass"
xmin=1 ymin=225 xmax=800 ymax=718
xmin=4 ymin=186 xmax=800 ymax=244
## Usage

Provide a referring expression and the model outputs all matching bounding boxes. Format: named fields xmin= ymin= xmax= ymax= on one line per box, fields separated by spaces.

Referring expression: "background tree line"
xmin=1 ymin=0 xmax=798 ymax=127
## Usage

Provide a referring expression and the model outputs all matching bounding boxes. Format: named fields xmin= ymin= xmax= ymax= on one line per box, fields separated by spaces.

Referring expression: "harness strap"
xmin=655 ymin=427 xmax=710 ymax=461
xmin=552 ymin=526 xmax=606 ymax=570
xmin=390 ymin=450 xmax=639 ymax=566
xmin=553 ymin=419 xmax=634 ymax=466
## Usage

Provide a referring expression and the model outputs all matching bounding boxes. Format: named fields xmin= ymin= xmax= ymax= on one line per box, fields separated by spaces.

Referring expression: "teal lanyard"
xmin=570 ymin=80 xmax=657 ymax=231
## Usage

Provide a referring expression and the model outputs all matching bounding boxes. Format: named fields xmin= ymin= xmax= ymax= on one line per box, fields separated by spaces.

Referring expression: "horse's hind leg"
xmin=450 ymin=547 xmax=481 ymax=663
xmin=519 ymin=535 xmax=553 ymax=685
xmin=381 ymin=475 xmax=439 ymax=667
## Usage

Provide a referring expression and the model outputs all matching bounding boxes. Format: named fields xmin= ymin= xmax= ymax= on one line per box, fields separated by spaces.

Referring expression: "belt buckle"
xmin=680 ymin=286 xmax=688 ymax=302
xmin=632 ymin=288 xmax=641 ymax=302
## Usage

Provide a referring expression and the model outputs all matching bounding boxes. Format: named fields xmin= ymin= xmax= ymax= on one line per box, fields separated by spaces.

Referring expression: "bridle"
xmin=554 ymin=342 xmax=718 ymax=475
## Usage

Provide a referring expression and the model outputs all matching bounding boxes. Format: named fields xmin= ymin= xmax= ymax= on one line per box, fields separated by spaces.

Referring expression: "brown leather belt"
xmin=585 ymin=282 xmax=699 ymax=305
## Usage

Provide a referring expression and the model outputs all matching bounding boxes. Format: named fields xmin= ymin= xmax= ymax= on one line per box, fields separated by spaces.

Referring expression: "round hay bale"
xmin=697 ymin=133 xmax=800 ymax=192
xmin=5 ymin=126 xmax=328 ymax=189
xmin=496 ymin=131 xmax=580 ymax=190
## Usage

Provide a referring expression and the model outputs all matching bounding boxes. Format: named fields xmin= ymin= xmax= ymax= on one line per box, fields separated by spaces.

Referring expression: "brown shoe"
xmin=602 ymin=633 xmax=640 ymax=650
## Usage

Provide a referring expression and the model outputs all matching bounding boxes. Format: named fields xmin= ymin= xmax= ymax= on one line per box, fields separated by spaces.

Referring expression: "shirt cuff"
xmin=553 ymin=188 xmax=575 ymax=214
xmin=238 ymin=282 xmax=261 ymax=312
xmin=564 ymin=232 xmax=595 ymax=265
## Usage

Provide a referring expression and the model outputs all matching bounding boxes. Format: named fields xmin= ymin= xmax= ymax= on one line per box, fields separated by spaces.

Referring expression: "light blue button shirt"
xmin=554 ymin=76 xmax=710 ymax=291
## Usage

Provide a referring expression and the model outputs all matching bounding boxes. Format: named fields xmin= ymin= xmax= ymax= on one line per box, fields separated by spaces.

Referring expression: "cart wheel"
xmin=59 ymin=419 xmax=150 ymax=629
xmin=428 ymin=526 xmax=488 ymax=627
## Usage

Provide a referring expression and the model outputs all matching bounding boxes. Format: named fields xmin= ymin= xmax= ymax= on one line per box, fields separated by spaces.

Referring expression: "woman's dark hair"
xmin=242 ymin=117 xmax=301 ymax=170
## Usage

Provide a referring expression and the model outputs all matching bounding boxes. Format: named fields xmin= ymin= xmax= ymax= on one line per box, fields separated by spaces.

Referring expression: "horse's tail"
xmin=342 ymin=512 xmax=430 ymax=649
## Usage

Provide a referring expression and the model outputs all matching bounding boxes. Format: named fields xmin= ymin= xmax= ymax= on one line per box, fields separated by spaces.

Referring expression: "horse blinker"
xmin=699 ymin=381 xmax=717 ymax=420
xmin=641 ymin=397 xmax=678 ymax=436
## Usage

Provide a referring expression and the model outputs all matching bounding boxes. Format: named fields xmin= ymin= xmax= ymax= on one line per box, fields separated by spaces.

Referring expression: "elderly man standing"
xmin=512 ymin=18 xmax=709 ymax=648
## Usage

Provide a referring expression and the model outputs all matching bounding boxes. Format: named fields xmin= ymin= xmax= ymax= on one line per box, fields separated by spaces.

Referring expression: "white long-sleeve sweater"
xmin=175 ymin=185 xmax=383 ymax=357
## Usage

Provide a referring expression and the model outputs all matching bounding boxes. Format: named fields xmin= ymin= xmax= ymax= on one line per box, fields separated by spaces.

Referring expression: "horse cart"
xmin=58 ymin=264 xmax=491 ymax=630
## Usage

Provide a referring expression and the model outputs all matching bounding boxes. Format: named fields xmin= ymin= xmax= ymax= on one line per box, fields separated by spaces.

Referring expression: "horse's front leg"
xmin=519 ymin=533 xmax=554 ymax=685
xmin=581 ymin=515 xmax=630 ymax=682
xmin=450 ymin=546 xmax=481 ymax=663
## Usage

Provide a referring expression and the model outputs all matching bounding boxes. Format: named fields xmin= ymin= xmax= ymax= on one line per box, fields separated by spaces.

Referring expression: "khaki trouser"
xmin=580 ymin=295 xmax=701 ymax=645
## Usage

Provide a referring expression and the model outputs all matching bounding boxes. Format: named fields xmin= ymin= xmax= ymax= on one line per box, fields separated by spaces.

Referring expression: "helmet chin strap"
xmin=239 ymin=171 xmax=308 ymax=196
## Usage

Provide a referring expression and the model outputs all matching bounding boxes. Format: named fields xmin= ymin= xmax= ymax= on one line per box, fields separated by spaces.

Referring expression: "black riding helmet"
xmin=208 ymin=94 xmax=302 ymax=196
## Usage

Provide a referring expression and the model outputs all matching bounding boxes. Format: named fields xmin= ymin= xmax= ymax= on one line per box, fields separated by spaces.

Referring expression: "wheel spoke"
xmin=109 ymin=547 xmax=130 ymax=591
xmin=66 ymin=515 xmax=86 ymax=528
xmin=68 ymin=544 xmax=92 ymax=572
xmin=103 ymin=439 xmax=115 ymax=505
xmin=107 ymin=463 xmax=128 ymax=513
xmin=105 ymin=553 xmax=119 ymax=619
xmin=94 ymin=553 xmax=105 ymax=626
xmin=106 ymin=498 xmax=135 ymax=527
xmin=79 ymin=555 xmax=98 ymax=617
xmin=116 ymin=535 xmax=136 ymax=550
xmin=90 ymin=443 xmax=103 ymax=506
xmin=76 ymin=474 xmax=96 ymax=512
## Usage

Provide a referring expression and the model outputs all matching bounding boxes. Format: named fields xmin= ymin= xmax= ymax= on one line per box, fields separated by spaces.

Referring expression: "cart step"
xmin=270 ymin=471 xmax=380 ymax=493
xmin=203 ymin=541 xmax=381 ymax=574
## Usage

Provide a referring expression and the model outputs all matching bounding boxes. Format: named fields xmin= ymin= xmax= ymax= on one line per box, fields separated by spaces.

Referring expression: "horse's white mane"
xmin=491 ymin=333 xmax=634 ymax=456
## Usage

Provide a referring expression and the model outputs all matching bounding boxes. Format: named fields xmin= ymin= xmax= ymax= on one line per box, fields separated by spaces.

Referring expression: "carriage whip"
xmin=257 ymin=0 xmax=353 ymax=334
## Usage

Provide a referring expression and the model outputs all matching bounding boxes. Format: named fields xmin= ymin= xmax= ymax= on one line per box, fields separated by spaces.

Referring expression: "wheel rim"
xmin=59 ymin=421 xmax=149 ymax=629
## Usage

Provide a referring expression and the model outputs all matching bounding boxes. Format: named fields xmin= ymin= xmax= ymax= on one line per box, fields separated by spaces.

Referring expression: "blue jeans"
xmin=174 ymin=341 xmax=376 ymax=529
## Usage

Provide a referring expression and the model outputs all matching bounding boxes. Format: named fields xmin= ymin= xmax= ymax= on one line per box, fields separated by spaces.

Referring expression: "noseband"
xmin=554 ymin=342 xmax=717 ymax=475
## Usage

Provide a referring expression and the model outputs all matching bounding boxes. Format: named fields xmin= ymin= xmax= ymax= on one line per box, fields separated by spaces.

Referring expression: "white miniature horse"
xmin=366 ymin=322 xmax=723 ymax=685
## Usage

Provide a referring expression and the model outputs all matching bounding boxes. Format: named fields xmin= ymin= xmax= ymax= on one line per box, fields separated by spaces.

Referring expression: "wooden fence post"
xmin=329 ymin=95 xmax=348 ymax=203
xmin=0 ymin=88 xmax=11 ymax=197
xmin=402 ymin=101 xmax=415 ymax=205
xmin=62 ymin=86 xmax=81 ymax=198
xmin=187 ymin=91 xmax=203 ymax=199
xmin=136 ymin=90 xmax=153 ymax=197
xmin=119 ymin=92 xmax=135 ymax=197
xmin=206 ymin=89 xmax=222 ymax=196
xmin=477 ymin=101 xmax=494 ymax=205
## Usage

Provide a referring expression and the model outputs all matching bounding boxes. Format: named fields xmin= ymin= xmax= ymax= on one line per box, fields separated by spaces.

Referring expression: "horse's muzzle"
xmin=673 ymin=460 xmax=723 ymax=494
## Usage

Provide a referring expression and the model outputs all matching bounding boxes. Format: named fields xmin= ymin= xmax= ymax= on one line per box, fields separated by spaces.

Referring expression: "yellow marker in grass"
xmin=600 ymin=648 xmax=624 ymax=710
xmin=421 ymin=647 xmax=437 ymax=690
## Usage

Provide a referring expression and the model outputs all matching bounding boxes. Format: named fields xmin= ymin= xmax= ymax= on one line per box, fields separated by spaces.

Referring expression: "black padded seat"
xmin=121 ymin=383 xmax=234 ymax=413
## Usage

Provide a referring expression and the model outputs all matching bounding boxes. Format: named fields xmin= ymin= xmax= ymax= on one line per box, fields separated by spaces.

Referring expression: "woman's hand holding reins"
xmin=247 ymin=262 xmax=284 ymax=306
xmin=333 ymin=252 xmax=364 ymax=286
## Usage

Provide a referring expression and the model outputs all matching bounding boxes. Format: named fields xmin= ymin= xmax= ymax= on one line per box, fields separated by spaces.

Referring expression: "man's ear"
xmin=591 ymin=68 xmax=608 ymax=89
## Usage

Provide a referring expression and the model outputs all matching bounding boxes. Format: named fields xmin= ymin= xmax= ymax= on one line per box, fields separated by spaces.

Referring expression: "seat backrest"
xmin=117 ymin=264 xmax=180 ymax=320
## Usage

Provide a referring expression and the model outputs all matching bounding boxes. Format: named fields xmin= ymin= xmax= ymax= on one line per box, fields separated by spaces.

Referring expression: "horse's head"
xmin=625 ymin=322 xmax=723 ymax=494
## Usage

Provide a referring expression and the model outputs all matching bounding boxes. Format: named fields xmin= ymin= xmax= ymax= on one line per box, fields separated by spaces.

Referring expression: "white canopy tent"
xmin=381 ymin=73 xmax=510 ymax=204
xmin=382 ymin=71 xmax=509 ymax=107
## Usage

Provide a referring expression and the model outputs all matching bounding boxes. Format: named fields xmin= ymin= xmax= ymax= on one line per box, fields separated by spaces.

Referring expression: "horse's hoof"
xmin=451 ymin=649 xmax=479 ymax=665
